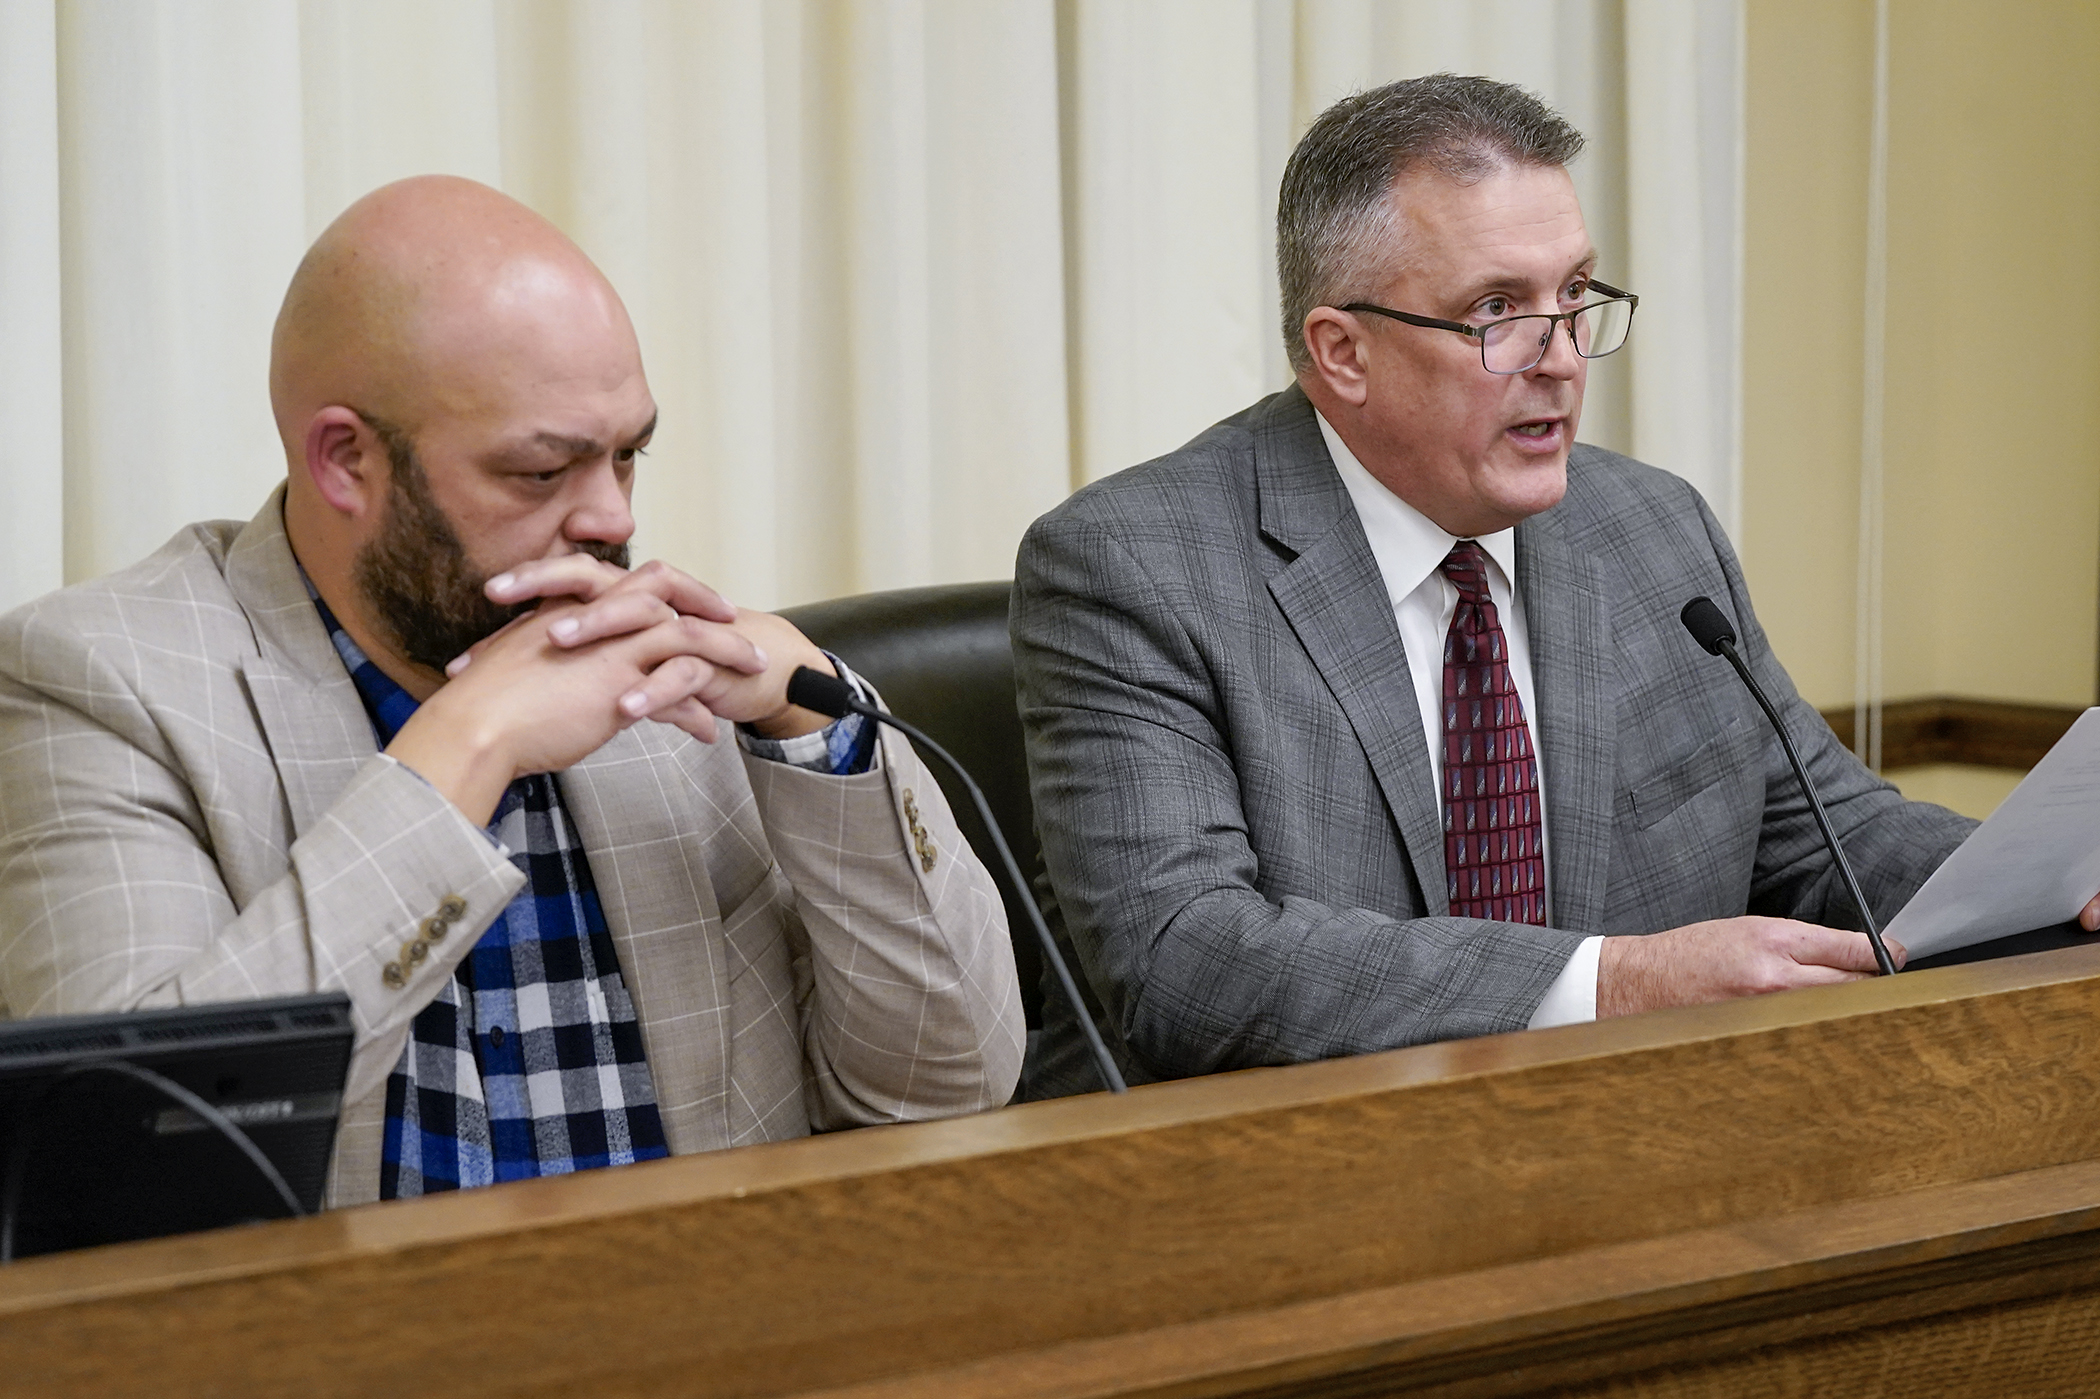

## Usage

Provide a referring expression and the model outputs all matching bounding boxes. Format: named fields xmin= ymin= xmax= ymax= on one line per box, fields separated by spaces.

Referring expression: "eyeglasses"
xmin=1339 ymin=281 xmax=1638 ymax=375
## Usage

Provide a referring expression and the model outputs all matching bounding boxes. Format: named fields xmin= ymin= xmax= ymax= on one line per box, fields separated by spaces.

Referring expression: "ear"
xmin=1301 ymin=308 xmax=1372 ymax=408
xmin=303 ymin=407 xmax=384 ymax=518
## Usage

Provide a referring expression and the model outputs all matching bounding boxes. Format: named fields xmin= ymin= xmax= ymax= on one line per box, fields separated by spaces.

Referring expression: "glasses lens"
xmin=1574 ymin=299 xmax=1632 ymax=359
xmin=1481 ymin=317 xmax=1555 ymax=374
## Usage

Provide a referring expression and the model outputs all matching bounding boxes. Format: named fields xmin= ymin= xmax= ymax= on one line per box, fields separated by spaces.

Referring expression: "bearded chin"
xmin=353 ymin=449 xmax=629 ymax=674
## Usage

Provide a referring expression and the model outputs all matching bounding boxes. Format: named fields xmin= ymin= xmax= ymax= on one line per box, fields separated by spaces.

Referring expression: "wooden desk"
xmin=8 ymin=946 xmax=2100 ymax=1398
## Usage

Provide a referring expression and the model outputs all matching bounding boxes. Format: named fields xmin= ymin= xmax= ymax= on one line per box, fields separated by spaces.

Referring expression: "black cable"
xmin=877 ymin=709 xmax=1129 ymax=1094
xmin=786 ymin=666 xmax=1127 ymax=1093
xmin=1681 ymin=598 xmax=1897 ymax=977
xmin=1709 ymin=636 xmax=1897 ymax=975
xmin=1 ymin=1059 xmax=305 ymax=1263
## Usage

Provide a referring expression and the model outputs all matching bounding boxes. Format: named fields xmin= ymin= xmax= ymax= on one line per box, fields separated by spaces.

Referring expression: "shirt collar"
xmin=1314 ymin=409 xmax=1518 ymax=605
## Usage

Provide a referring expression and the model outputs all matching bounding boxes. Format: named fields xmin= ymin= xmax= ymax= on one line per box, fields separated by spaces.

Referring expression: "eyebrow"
xmin=496 ymin=414 xmax=658 ymax=466
xmin=1448 ymin=248 xmax=1601 ymax=305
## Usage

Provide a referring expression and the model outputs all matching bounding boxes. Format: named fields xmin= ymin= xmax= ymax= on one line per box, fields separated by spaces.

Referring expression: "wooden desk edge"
xmin=3 ymin=943 xmax=2093 ymax=1315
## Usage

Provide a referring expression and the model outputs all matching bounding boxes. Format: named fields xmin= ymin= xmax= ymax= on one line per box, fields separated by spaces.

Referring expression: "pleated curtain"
xmin=0 ymin=0 xmax=1741 ymax=613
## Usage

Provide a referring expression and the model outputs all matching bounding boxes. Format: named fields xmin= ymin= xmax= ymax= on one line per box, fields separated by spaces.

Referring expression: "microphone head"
xmin=785 ymin=665 xmax=856 ymax=719
xmin=1679 ymin=597 xmax=1738 ymax=656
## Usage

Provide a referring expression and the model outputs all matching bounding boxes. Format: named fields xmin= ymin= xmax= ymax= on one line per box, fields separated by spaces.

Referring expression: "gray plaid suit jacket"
xmin=0 ymin=490 xmax=1022 ymax=1205
xmin=1014 ymin=385 xmax=1973 ymax=1095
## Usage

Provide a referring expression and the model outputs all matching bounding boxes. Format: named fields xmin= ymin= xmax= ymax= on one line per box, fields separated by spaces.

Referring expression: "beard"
xmin=352 ymin=428 xmax=629 ymax=674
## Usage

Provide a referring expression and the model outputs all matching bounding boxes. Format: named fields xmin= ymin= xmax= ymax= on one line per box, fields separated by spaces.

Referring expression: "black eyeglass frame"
xmin=1338 ymin=280 xmax=1639 ymax=375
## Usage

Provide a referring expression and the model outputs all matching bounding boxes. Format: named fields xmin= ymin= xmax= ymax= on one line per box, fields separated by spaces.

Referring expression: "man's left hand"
xmin=459 ymin=556 xmax=839 ymax=742
xmin=2081 ymin=892 xmax=2100 ymax=932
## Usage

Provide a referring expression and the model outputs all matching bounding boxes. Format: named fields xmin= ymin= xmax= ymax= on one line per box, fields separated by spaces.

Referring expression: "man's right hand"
xmin=1596 ymin=918 xmax=1906 ymax=1019
xmin=384 ymin=598 xmax=767 ymax=826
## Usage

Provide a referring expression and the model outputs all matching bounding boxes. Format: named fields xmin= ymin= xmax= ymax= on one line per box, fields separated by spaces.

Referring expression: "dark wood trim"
xmin=1818 ymin=696 xmax=2084 ymax=770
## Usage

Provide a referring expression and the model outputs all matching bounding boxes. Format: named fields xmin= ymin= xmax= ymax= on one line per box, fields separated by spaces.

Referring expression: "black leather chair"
xmin=780 ymin=582 xmax=1046 ymax=1028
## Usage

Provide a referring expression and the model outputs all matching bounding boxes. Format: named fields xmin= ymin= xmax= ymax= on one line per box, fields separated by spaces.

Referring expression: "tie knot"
xmin=1439 ymin=541 xmax=1493 ymax=605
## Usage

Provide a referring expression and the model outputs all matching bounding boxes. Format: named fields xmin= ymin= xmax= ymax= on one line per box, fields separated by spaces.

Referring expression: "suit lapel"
xmin=1516 ymin=508 xmax=1617 ymax=933
xmin=242 ymin=661 xmax=377 ymax=837
xmin=223 ymin=488 xmax=380 ymax=837
xmin=559 ymin=725 xmax=734 ymax=1153
xmin=1257 ymin=389 xmax=1449 ymax=914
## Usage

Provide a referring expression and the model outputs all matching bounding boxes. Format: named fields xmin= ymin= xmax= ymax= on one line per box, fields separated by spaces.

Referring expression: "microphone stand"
xmin=1680 ymin=599 xmax=1898 ymax=977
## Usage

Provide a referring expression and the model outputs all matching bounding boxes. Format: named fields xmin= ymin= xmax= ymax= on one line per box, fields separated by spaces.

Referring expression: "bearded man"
xmin=0 ymin=176 xmax=1022 ymax=1205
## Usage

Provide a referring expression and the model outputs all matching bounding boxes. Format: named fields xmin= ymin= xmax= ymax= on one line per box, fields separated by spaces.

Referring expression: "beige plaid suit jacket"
xmin=0 ymin=491 xmax=1023 ymax=1206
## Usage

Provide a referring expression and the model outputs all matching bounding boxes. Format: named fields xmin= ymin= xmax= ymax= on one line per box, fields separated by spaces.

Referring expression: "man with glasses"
xmin=1012 ymin=75 xmax=2069 ymax=1096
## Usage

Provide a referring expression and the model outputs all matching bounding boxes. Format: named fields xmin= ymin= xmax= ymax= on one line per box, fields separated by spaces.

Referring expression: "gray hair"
xmin=1277 ymin=74 xmax=1586 ymax=373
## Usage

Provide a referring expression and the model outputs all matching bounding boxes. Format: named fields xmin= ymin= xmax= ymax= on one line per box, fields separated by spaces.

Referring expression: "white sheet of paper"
xmin=1883 ymin=707 xmax=2100 ymax=958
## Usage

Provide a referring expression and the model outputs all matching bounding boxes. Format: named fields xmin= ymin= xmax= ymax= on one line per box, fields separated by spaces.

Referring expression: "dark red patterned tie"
xmin=1439 ymin=541 xmax=1546 ymax=924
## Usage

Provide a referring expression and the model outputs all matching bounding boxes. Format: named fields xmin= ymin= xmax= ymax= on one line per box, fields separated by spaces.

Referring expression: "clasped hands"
xmin=387 ymin=556 xmax=836 ymax=826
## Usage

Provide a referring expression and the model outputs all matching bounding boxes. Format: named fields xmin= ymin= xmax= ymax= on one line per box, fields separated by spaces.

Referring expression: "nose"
xmin=1529 ymin=314 xmax=1583 ymax=380
xmin=563 ymin=459 xmax=636 ymax=549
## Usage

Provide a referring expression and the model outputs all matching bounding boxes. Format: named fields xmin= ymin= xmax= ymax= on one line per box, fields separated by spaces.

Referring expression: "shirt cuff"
xmin=1527 ymin=934 xmax=1602 ymax=1029
xmin=735 ymin=654 xmax=880 ymax=776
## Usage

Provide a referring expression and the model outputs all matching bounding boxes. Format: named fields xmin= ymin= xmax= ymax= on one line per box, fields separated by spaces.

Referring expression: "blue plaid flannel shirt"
xmin=312 ymin=594 xmax=875 ymax=1197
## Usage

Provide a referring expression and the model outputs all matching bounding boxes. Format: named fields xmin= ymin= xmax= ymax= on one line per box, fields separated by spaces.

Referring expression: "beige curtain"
xmin=0 ymin=0 xmax=1741 ymax=613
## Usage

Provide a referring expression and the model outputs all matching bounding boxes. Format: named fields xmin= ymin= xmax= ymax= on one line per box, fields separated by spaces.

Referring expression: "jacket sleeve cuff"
xmin=292 ymin=755 xmax=526 ymax=1101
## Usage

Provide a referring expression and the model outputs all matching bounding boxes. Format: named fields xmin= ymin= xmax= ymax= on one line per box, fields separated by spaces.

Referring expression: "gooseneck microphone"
xmin=1679 ymin=598 xmax=1898 ymax=976
xmin=785 ymin=666 xmax=1128 ymax=1093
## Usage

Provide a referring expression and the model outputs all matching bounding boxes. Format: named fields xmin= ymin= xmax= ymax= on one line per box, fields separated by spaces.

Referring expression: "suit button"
xmin=421 ymin=915 xmax=449 ymax=943
xmin=438 ymin=894 xmax=468 ymax=922
xmin=382 ymin=961 xmax=406 ymax=989
xmin=902 ymin=789 xmax=920 ymax=823
xmin=404 ymin=939 xmax=429 ymax=965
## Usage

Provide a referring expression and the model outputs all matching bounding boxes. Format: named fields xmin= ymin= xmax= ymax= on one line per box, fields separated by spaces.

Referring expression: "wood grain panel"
xmin=793 ymin=1160 xmax=2100 ymax=1399
xmin=1820 ymin=697 xmax=2084 ymax=769
xmin=8 ymin=947 xmax=2100 ymax=1397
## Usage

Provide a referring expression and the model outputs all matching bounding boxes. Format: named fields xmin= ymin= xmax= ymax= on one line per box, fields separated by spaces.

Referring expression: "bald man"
xmin=0 ymin=177 xmax=1022 ymax=1206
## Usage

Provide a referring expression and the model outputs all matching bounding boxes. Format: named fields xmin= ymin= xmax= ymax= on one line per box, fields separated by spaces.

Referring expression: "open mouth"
xmin=1509 ymin=418 xmax=1561 ymax=441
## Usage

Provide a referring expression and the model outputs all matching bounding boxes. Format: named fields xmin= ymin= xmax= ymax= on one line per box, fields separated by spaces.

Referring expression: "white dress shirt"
xmin=1315 ymin=411 xmax=1601 ymax=1028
